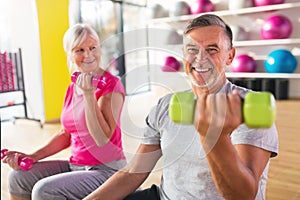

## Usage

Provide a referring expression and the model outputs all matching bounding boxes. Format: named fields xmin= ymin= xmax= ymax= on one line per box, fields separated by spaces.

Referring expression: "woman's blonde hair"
xmin=63 ymin=23 xmax=100 ymax=73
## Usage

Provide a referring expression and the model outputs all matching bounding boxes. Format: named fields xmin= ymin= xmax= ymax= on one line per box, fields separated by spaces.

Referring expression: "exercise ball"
xmin=161 ymin=56 xmax=181 ymax=72
xmin=254 ymin=0 xmax=285 ymax=7
xmin=228 ymin=0 xmax=253 ymax=10
xmin=167 ymin=30 xmax=183 ymax=45
xmin=190 ymin=0 xmax=214 ymax=14
xmin=261 ymin=15 xmax=292 ymax=39
xmin=264 ymin=49 xmax=297 ymax=73
xmin=231 ymin=25 xmax=249 ymax=41
xmin=169 ymin=1 xmax=191 ymax=17
xmin=147 ymin=4 xmax=168 ymax=19
xmin=231 ymin=54 xmax=257 ymax=73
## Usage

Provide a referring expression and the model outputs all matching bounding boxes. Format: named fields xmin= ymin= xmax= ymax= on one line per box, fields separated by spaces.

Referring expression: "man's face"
xmin=183 ymin=26 xmax=235 ymax=93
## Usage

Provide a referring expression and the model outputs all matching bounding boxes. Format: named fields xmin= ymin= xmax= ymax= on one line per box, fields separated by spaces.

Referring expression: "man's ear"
xmin=226 ymin=47 xmax=236 ymax=65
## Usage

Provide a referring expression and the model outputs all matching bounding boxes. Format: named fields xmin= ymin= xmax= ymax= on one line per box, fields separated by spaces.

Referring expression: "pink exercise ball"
xmin=230 ymin=54 xmax=257 ymax=73
xmin=161 ymin=56 xmax=181 ymax=72
xmin=190 ymin=0 xmax=214 ymax=14
xmin=254 ymin=0 xmax=285 ymax=7
xmin=261 ymin=15 xmax=292 ymax=39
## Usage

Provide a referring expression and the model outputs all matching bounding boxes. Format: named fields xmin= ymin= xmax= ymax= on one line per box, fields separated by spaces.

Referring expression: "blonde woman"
xmin=3 ymin=23 xmax=126 ymax=200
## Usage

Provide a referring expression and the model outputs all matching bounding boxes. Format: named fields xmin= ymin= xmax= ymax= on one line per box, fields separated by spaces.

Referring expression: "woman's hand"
xmin=75 ymin=72 xmax=95 ymax=93
xmin=2 ymin=150 xmax=31 ymax=170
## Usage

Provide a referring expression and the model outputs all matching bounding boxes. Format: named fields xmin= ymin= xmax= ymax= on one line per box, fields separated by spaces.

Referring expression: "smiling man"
xmin=84 ymin=14 xmax=278 ymax=200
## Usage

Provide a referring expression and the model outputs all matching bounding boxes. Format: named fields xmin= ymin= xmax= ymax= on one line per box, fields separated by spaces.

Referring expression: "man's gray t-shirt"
xmin=141 ymin=80 xmax=278 ymax=200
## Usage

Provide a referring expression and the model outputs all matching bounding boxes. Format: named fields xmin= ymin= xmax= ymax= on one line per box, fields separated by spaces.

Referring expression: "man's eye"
xmin=187 ymin=48 xmax=199 ymax=55
xmin=206 ymin=48 xmax=218 ymax=54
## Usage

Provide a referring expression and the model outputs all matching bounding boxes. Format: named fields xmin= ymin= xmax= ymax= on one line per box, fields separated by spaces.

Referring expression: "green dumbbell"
xmin=169 ymin=91 xmax=276 ymax=128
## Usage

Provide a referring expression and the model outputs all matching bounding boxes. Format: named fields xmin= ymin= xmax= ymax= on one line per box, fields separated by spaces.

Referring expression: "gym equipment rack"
xmin=0 ymin=48 xmax=42 ymax=127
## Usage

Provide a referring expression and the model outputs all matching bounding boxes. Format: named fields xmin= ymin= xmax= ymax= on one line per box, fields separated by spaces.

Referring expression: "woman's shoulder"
xmin=103 ymin=71 xmax=119 ymax=81
xmin=95 ymin=71 xmax=125 ymax=97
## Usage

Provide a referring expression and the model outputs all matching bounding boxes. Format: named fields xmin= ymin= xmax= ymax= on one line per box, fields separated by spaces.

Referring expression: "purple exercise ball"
xmin=161 ymin=56 xmax=181 ymax=72
xmin=261 ymin=15 xmax=292 ymax=39
xmin=254 ymin=0 xmax=285 ymax=7
xmin=190 ymin=0 xmax=214 ymax=14
xmin=231 ymin=54 xmax=257 ymax=73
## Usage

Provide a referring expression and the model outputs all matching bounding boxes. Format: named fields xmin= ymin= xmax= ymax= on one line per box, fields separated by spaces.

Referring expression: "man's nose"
xmin=195 ymin=50 xmax=209 ymax=62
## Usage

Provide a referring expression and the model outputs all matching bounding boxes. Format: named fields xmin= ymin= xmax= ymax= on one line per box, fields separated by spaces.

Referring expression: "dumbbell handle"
xmin=1 ymin=149 xmax=34 ymax=171
xmin=169 ymin=92 xmax=276 ymax=128
xmin=71 ymin=72 xmax=107 ymax=89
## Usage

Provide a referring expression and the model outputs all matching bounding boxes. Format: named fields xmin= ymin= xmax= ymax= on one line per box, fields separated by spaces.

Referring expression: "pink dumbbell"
xmin=1 ymin=149 xmax=34 ymax=171
xmin=71 ymin=72 xmax=107 ymax=89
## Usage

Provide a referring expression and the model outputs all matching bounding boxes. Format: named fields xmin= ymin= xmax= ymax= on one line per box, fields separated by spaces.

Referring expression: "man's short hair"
xmin=184 ymin=14 xmax=233 ymax=48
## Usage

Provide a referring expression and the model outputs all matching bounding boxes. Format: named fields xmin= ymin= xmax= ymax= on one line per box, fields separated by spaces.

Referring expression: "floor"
xmin=1 ymin=97 xmax=300 ymax=199
xmin=1 ymin=91 xmax=163 ymax=200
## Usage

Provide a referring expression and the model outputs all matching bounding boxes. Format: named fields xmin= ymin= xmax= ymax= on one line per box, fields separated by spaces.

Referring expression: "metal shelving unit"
xmin=0 ymin=48 xmax=42 ymax=127
xmin=145 ymin=1 xmax=300 ymax=98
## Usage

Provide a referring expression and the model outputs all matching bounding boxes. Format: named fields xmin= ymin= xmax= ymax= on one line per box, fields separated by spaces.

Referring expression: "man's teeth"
xmin=193 ymin=67 xmax=211 ymax=73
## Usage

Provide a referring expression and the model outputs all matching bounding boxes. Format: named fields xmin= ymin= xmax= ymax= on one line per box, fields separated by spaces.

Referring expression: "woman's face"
xmin=71 ymin=35 xmax=101 ymax=73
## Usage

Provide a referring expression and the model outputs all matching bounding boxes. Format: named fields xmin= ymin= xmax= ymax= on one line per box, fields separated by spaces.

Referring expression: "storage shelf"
xmin=0 ymin=102 xmax=24 ymax=109
xmin=167 ymin=38 xmax=300 ymax=50
xmin=0 ymin=89 xmax=24 ymax=94
xmin=233 ymin=38 xmax=300 ymax=47
xmin=160 ymin=72 xmax=300 ymax=79
xmin=0 ymin=48 xmax=42 ymax=126
xmin=225 ymin=72 xmax=300 ymax=79
xmin=145 ymin=1 xmax=300 ymax=98
xmin=148 ymin=2 xmax=300 ymax=25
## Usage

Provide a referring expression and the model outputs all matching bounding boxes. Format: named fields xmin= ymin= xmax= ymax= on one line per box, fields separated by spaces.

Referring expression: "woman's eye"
xmin=75 ymin=48 xmax=84 ymax=53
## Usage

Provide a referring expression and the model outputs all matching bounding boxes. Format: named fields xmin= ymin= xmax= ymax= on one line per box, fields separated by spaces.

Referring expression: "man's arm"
xmin=194 ymin=91 xmax=272 ymax=199
xmin=83 ymin=144 xmax=162 ymax=200
xmin=202 ymin=135 xmax=271 ymax=199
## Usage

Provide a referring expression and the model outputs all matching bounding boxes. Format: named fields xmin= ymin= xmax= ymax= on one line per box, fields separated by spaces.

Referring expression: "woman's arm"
xmin=29 ymin=128 xmax=71 ymax=161
xmin=76 ymin=72 xmax=124 ymax=146
xmin=83 ymin=91 xmax=124 ymax=146
xmin=3 ymin=128 xmax=71 ymax=169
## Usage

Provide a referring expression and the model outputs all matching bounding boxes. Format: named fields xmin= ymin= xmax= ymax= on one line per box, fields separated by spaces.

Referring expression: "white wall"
xmin=0 ymin=0 xmax=44 ymax=122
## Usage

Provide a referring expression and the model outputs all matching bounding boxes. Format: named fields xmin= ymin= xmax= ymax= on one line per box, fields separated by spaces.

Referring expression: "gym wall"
xmin=36 ymin=0 xmax=70 ymax=121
